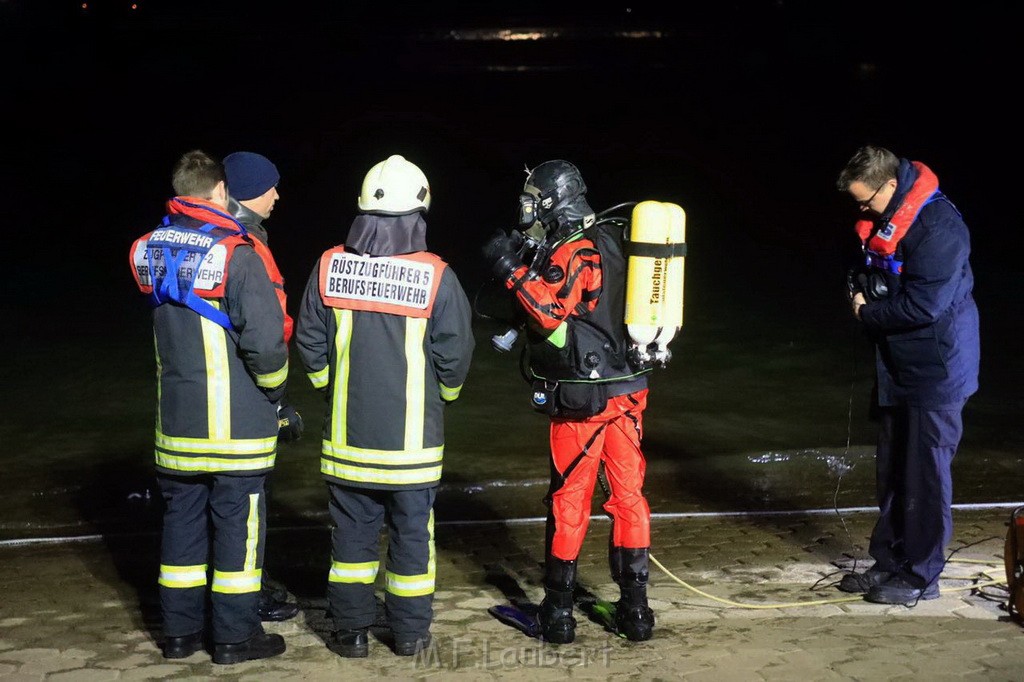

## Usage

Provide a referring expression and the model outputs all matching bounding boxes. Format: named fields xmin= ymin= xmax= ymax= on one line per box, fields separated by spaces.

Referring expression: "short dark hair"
xmin=171 ymin=149 xmax=225 ymax=198
xmin=836 ymin=145 xmax=899 ymax=192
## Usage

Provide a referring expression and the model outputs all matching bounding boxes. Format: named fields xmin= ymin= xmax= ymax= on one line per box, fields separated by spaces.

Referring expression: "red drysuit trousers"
xmin=547 ymin=389 xmax=651 ymax=560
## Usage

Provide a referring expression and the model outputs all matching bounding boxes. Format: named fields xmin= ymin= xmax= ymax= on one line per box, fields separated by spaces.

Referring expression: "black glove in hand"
xmin=481 ymin=228 xmax=524 ymax=280
xmin=276 ymin=403 xmax=304 ymax=443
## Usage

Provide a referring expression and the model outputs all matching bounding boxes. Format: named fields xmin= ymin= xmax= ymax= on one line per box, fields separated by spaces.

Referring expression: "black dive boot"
xmin=539 ymin=557 xmax=577 ymax=644
xmin=612 ymin=547 xmax=655 ymax=642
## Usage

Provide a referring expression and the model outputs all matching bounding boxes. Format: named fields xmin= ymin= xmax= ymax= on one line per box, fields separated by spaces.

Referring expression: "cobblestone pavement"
xmin=1 ymin=507 xmax=1022 ymax=681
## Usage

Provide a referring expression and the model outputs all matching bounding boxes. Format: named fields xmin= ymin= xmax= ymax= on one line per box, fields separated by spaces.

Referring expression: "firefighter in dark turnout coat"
xmin=129 ymin=150 xmax=289 ymax=664
xmin=837 ymin=145 xmax=980 ymax=605
xmin=224 ymin=150 xmax=302 ymax=623
xmin=481 ymin=160 xmax=656 ymax=643
xmin=296 ymin=155 xmax=474 ymax=658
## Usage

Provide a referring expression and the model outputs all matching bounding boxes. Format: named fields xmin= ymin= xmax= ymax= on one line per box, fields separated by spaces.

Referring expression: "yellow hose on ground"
xmin=649 ymin=554 xmax=1006 ymax=609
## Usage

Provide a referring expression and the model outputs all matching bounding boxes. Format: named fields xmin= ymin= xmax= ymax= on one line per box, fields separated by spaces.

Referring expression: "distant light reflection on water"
xmin=426 ymin=28 xmax=669 ymax=42
xmin=747 ymin=448 xmax=857 ymax=478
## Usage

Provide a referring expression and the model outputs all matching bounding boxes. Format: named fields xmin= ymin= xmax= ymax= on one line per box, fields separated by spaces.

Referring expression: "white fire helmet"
xmin=357 ymin=154 xmax=431 ymax=215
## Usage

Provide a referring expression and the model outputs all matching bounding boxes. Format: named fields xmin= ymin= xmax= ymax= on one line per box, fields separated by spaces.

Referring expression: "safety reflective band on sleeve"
xmin=439 ymin=383 xmax=462 ymax=401
xmin=329 ymin=560 xmax=380 ymax=584
xmin=308 ymin=366 xmax=330 ymax=389
xmin=212 ymin=568 xmax=263 ymax=594
xmin=320 ymin=460 xmax=443 ymax=486
xmin=155 ymin=451 xmax=276 ymax=473
xmin=158 ymin=564 xmax=208 ymax=588
xmin=255 ymin=361 xmax=289 ymax=389
xmin=385 ymin=570 xmax=435 ymax=597
xmin=546 ymin=322 xmax=568 ymax=349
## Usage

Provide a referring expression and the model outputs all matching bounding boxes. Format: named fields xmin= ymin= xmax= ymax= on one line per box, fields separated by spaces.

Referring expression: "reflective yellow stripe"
xmin=159 ymin=564 xmax=208 ymax=588
xmin=320 ymin=460 xmax=442 ymax=486
xmin=404 ymin=318 xmax=427 ymax=451
xmin=439 ymin=382 xmax=462 ymax=401
xmin=201 ymin=311 xmax=231 ymax=440
xmin=155 ymin=451 xmax=276 ymax=473
xmin=255 ymin=360 xmax=289 ymax=389
xmin=308 ymin=366 xmax=330 ymax=389
xmin=546 ymin=321 xmax=568 ymax=349
xmin=156 ymin=432 xmax=277 ymax=455
xmin=212 ymin=568 xmax=262 ymax=594
xmin=332 ymin=309 xmax=353 ymax=448
xmin=386 ymin=514 xmax=435 ymax=597
xmin=245 ymin=493 xmax=260 ymax=571
xmin=154 ymin=330 xmax=163 ymax=433
xmin=386 ymin=571 xmax=435 ymax=597
xmin=321 ymin=442 xmax=442 ymax=466
xmin=329 ymin=561 xmax=379 ymax=584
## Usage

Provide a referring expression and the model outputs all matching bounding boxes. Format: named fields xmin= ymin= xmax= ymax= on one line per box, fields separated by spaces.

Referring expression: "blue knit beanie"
xmin=224 ymin=151 xmax=280 ymax=201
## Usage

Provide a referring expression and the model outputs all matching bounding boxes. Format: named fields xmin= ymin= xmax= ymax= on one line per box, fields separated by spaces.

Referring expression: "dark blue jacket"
xmin=860 ymin=163 xmax=980 ymax=408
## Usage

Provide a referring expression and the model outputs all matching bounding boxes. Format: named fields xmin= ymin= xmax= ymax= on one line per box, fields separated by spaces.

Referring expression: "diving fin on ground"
xmin=579 ymin=597 xmax=625 ymax=638
xmin=487 ymin=602 xmax=541 ymax=639
xmin=489 ymin=597 xmax=624 ymax=639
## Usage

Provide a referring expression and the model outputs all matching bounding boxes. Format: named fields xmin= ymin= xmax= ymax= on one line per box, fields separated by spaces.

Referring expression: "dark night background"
xmin=0 ymin=0 xmax=1021 ymax=538
xmin=3 ymin=1 xmax=1020 ymax=305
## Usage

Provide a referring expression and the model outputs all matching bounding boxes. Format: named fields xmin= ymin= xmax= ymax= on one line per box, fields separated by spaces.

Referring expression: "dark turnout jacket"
xmin=131 ymin=197 xmax=289 ymax=475
xmin=860 ymin=161 xmax=980 ymax=408
xmin=296 ymin=215 xmax=474 ymax=491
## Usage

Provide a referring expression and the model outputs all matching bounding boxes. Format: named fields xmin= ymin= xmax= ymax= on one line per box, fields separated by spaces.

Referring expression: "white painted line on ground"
xmin=2 ymin=501 xmax=1021 ymax=548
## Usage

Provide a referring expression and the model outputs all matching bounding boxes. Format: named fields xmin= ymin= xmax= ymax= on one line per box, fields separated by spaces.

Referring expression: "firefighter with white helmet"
xmin=296 ymin=154 xmax=474 ymax=657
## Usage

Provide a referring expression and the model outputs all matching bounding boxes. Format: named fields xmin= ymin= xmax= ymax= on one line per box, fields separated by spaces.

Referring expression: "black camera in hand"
xmin=846 ymin=267 xmax=890 ymax=302
xmin=276 ymin=402 xmax=304 ymax=443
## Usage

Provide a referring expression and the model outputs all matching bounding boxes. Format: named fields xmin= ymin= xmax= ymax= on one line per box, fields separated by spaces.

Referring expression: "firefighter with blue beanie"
xmin=296 ymin=154 xmax=474 ymax=657
xmin=223 ymin=150 xmax=302 ymax=623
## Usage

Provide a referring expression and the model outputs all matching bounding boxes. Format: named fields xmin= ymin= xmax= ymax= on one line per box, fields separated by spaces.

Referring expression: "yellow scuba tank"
xmin=624 ymin=201 xmax=686 ymax=366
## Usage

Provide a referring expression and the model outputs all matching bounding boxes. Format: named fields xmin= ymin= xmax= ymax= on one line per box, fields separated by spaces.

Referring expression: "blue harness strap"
xmin=148 ymin=217 xmax=234 ymax=330
xmin=864 ymin=250 xmax=903 ymax=275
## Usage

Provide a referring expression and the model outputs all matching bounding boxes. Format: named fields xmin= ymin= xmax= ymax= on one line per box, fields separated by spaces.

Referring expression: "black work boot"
xmin=162 ymin=631 xmax=204 ymax=659
xmin=333 ymin=628 xmax=369 ymax=658
xmin=212 ymin=632 xmax=286 ymax=665
xmin=258 ymin=573 xmax=299 ymax=621
xmin=613 ymin=547 xmax=655 ymax=642
xmin=539 ymin=557 xmax=577 ymax=644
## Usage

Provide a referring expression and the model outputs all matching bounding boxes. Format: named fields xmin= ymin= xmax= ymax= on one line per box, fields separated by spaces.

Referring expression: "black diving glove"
xmin=481 ymin=228 xmax=524 ymax=281
xmin=276 ymin=402 xmax=304 ymax=443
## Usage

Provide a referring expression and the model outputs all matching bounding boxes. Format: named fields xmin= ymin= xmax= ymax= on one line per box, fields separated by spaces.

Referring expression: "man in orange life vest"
xmin=481 ymin=160 xmax=656 ymax=643
xmin=129 ymin=150 xmax=288 ymax=663
xmin=837 ymin=145 xmax=980 ymax=605
xmin=296 ymin=155 xmax=474 ymax=658
xmin=223 ymin=151 xmax=302 ymax=622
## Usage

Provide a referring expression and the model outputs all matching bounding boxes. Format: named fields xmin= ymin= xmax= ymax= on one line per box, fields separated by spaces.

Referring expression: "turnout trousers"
xmin=157 ymin=473 xmax=266 ymax=644
xmin=546 ymin=389 xmax=650 ymax=561
xmin=869 ymin=403 xmax=966 ymax=587
xmin=327 ymin=484 xmax=437 ymax=641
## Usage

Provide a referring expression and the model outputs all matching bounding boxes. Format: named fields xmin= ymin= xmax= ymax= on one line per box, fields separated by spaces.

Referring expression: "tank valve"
xmin=491 ymin=328 xmax=519 ymax=353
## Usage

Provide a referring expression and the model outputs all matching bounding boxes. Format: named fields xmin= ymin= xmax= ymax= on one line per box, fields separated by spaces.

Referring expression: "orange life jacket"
xmin=251 ymin=237 xmax=293 ymax=344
